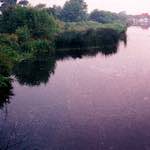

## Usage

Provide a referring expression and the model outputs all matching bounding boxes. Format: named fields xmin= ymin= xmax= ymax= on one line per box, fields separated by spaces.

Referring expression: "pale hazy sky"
xmin=30 ymin=0 xmax=150 ymax=15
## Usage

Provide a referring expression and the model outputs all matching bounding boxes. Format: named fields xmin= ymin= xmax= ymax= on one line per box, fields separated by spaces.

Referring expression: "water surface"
xmin=1 ymin=27 xmax=150 ymax=150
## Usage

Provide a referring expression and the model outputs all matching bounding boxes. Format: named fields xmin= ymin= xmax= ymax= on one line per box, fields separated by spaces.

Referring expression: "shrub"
xmin=0 ymin=34 xmax=19 ymax=51
xmin=55 ymin=28 xmax=120 ymax=49
xmin=0 ymin=6 xmax=59 ymax=39
xmin=0 ymin=75 xmax=10 ymax=88
xmin=21 ymin=40 xmax=54 ymax=54
xmin=0 ymin=51 xmax=13 ymax=75
xmin=16 ymin=26 xmax=30 ymax=43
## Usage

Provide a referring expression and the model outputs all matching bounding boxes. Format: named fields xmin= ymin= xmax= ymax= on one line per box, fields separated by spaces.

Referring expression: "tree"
xmin=118 ymin=11 xmax=127 ymax=24
xmin=89 ymin=9 xmax=120 ymax=24
xmin=0 ymin=0 xmax=29 ymax=11
xmin=46 ymin=5 xmax=62 ymax=19
xmin=18 ymin=0 xmax=29 ymax=6
xmin=35 ymin=3 xmax=46 ymax=10
xmin=0 ymin=6 xmax=58 ymax=39
xmin=0 ymin=0 xmax=17 ymax=11
xmin=61 ymin=0 xmax=87 ymax=22
xmin=89 ymin=9 xmax=101 ymax=22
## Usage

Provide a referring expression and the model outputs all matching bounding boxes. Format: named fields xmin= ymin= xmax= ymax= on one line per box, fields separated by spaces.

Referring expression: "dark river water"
xmin=1 ymin=27 xmax=150 ymax=150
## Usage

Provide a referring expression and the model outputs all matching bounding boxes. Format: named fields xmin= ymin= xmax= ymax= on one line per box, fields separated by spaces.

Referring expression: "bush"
xmin=0 ymin=34 xmax=19 ymax=51
xmin=16 ymin=26 xmax=30 ymax=43
xmin=89 ymin=10 xmax=127 ymax=25
xmin=63 ymin=21 xmax=126 ymax=33
xmin=55 ymin=28 xmax=120 ymax=49
xmin=21 ymin=40 xmax=54 ymax=54
xmin=0 ymin=6 xmax=60 ymax=88
xmin=0 ymin=51 xmax=14 ymax=75
xmin=0 ymin=75 xmax=10 ymax=88
xmin=0 ymin=6 xmax=59 ymax=39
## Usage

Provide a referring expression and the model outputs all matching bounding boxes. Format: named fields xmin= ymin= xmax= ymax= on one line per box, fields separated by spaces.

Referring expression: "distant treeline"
xmin=0 ymin=0 xmax=128 ymax=24
xmin=36 ymin=1 xmax=127 ymax=24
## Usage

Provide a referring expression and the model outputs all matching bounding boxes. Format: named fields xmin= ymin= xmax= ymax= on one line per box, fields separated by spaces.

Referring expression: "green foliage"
xmin=0 ymin=6 xmax=59 ymax=84
xmin=21 ymin=39 xmax=54 ymax=54
xmin=16 ymin=26 xmax=30 ymax=43
xmin=0 ymin=74 xmax=10 ymax=88
xmin=0 ymin=42 xmax=25 ymax=88
xmin=0 ymin=44 xmax=22 ymax=76
xmin=89 ymin=9 xmax=127 ymax=25
xmin=31 ymin=10 xmax=58 ymax=39
xmin=46 ymin=5 xmax=62 ymax=20
xmin=0 ymin=51 xmax=13 ymax=75
xmin=0 ymin=6 xmax=59 ymax=39
xmin=55 ymin=28 xmax=121 ymax=49
xmin=63 ymin=21 xmax=126 ymax=33
xmin=0 ymin=34 xmax=19 ymax=50
xmin=61 ymin=0 xmax=87 ymax=22
xmin=0 ymin=50 xmax=17 ymax=89
xmin=0 ymin=4 xmax=127 ymax=89
xmin=1 ymin=48 xmax=20 ymax=61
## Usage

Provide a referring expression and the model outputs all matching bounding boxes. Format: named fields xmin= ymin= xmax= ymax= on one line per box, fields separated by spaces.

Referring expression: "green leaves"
xmin=61 ymin=0 xmax=87 ymax=22
xmin=0 ymin=75 xmax=10 ymax=88
xmin=89 ymin=10 xmax=127 ymax=24
xmin=0 ymin=6 xmax=59 ymax=39
xmin=16 ymin=26 xmax=30 ymax=43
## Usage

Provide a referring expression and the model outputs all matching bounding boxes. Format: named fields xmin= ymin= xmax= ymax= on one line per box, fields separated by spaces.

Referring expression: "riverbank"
xmin=0 ymin=6 xmax=127 ymax=89
xmin=63 ymin=21 xmax=127 ymax=33
xmin=2 ymin=27 xmax=150 ymax=150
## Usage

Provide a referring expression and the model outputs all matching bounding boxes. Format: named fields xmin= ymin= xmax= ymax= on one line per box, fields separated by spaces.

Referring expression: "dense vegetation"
xmin=0 ymin=6 xmax=59 ymax=88
xmin=89 ymin=10 xmax=127 ymax=24
xmin=0 ymin=0 xmax=127 ymax=90
xmin=46 ymin=0 xmax=127 ymax=24
xmin=63 ymin=21 xmax=126 ymax=33
xmin=61 ymin=0 xmax=87 ymax=22
xmin=55 ymin=28 xmax=122 ymax=49
xmin=0 ymin=0 xmax=28 ymax=11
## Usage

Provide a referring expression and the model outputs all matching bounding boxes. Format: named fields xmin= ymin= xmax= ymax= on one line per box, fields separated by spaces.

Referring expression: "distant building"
xmin=129 ymin=13 xmax=150 ymax=27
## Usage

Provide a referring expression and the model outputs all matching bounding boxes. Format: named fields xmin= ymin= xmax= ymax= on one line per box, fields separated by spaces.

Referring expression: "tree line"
xmin=0 ymin=0 xmax=127 ymax=23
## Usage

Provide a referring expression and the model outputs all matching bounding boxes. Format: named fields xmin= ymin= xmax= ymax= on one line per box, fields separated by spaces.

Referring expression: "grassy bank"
xmin=63 ymin=21 xmax=127 ymax=33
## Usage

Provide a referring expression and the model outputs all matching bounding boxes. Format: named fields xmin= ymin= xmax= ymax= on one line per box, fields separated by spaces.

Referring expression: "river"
xmin=1 ymin=27 xmax=150 ymax=150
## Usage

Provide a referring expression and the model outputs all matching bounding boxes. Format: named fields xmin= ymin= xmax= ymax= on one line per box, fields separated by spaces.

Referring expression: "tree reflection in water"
xmin=0 ymin=32 xmax=127 ymax=150
xmin=1 ymin=31 xmax=127 ymax=104
xmin=12 ymin=45 xmax=119 ymax=87
xmin=12 ymin=55 xmax=56 ymax=86
xmin=0 ymin=84 xmax=13 ymax=109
